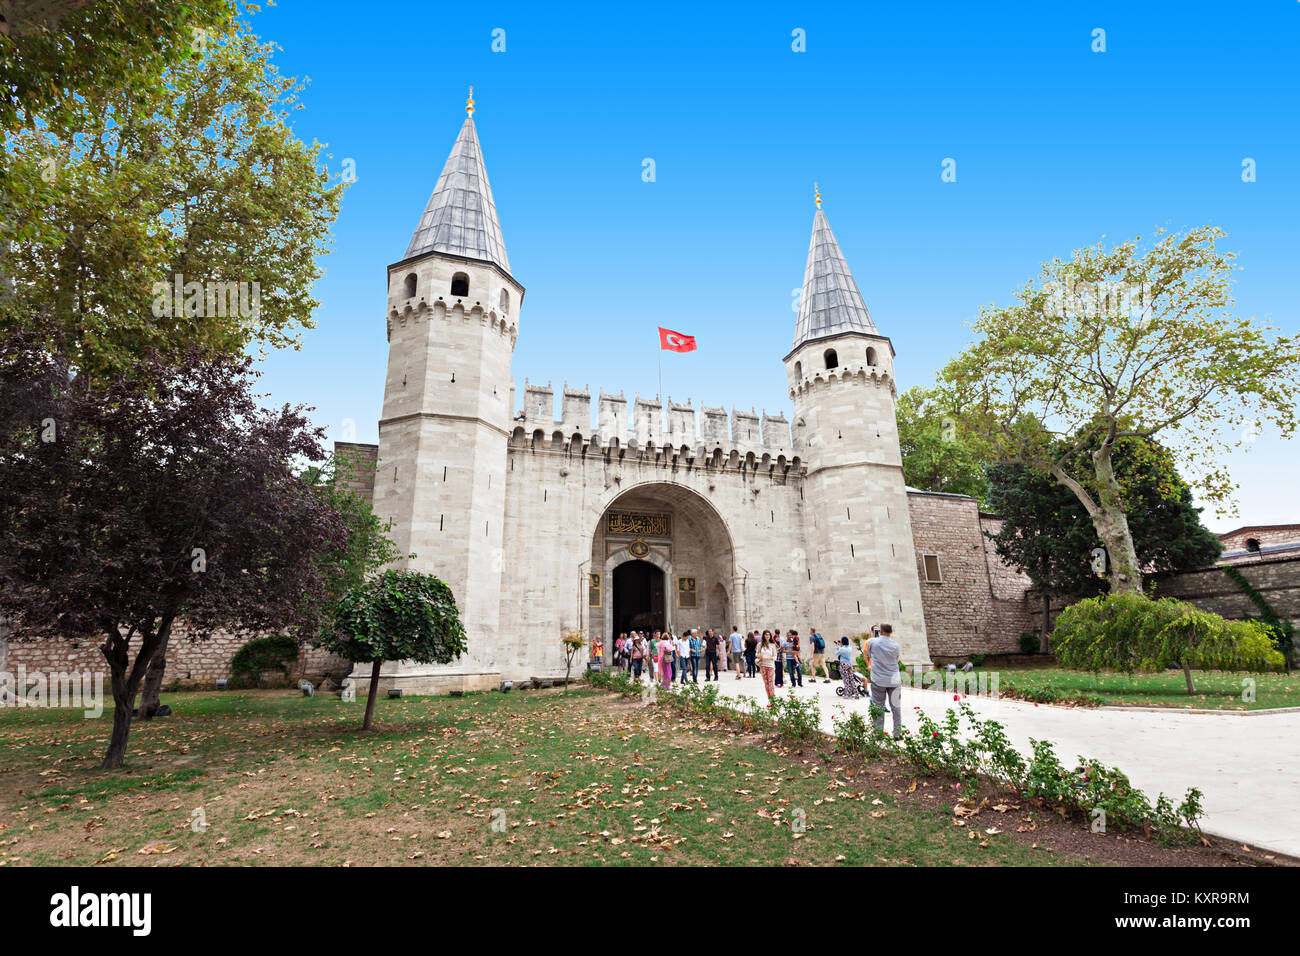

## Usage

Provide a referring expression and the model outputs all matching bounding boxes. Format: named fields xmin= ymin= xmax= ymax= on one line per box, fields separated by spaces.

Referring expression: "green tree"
xmin=321 ymin=570 xmax=468 ymax=730
xmin=940 ymin=227 xmax=1300 ymax=594
xmin=1 ymin=7 xmax=344 ymax=380
xmin=988 ymin=435 xmax=1223 ymax=633
xmin=0 ymin=0 xmax=233 ymax=134
xmin=896 ymin=385 xmax=991 ymax=505
xmin=1051 ymin=592 xmax=1285 ymax=694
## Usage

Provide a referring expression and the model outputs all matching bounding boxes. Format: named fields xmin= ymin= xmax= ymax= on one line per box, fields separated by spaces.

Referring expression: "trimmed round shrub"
xmin=230 ymin=634 xmax=299 ymax=687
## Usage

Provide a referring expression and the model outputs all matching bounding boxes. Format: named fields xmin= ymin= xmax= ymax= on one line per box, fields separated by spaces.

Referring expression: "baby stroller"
xmin=835 ymin=668 xmax=868 ymax=699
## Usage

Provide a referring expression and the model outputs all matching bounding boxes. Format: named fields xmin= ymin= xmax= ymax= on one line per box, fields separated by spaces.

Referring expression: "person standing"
xmin=676 ymin=631 xmax=691 ymax=683
xmin=784 ymin=630 xmax=804 ymax=687
xmin=630 ymin=633 xmax=645 ymax=680
xmin=648 ymin=631 xmax=660 ymax=683
xmin=867 ymin=624 xmax=904 ymax=738
xmin=757 ymin=631 xmax=778 ymax=702
xmin=687 ymin=629 xmax=702 ymax=683
xmin=744 ymin=631 xmax=758 ymax=677
xmin=728 ymin=626 xmax=745 ymax=680
xmin=808 ymin=627 xmax=830 ymax=683
xmin=703 ymin=629 xmax=721 ymax=681
xmin=656 ymin=632 xmax=675 ymax=690
xmin=836 ymin=637 xmax=861 ymax=699
xmin=772 ymin=628 xmax=784 ymax=687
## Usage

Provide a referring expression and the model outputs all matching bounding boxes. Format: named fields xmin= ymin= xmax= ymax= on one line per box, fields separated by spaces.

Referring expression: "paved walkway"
xmin=637 ymin=665 xmax=1300 ymax=857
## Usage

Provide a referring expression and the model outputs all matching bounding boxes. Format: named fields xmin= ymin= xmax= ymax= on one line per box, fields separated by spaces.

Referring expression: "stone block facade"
xmin=4 ymin=626 xmax=350 ymax=687
xmin=906 ymin=490 xmax=1038 ymax=659
xmin=1152 ymin=555 xmax=1300 ymax=623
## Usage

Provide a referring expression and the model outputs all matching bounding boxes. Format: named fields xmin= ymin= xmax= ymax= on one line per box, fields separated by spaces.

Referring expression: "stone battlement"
xmin=515 ymin=379 xmax=795 ymax=461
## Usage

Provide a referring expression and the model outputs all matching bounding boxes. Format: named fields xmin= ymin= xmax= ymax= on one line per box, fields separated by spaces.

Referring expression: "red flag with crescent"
xmin=658 ymin=327 xmax=697 ymax=352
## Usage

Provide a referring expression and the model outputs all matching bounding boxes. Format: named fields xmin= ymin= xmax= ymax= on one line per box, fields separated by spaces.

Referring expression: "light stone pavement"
xmin=632 ymin=664 xmax=1300 ymax=858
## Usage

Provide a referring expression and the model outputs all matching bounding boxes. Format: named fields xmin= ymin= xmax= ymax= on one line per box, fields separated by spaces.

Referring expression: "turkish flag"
xmin=658 ymin=327 xmax=697 ymax=352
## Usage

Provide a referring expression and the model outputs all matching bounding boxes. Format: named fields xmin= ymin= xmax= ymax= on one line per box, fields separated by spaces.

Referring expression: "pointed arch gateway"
xmin=590 ymin=481 xmax=740 ymax=643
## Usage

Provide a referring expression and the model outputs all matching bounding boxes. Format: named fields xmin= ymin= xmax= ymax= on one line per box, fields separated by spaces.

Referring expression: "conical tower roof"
xmin=792 ymin=205 xmax=876 ymax=348
xmin=404 ymin=113 xmax=511 ymax=276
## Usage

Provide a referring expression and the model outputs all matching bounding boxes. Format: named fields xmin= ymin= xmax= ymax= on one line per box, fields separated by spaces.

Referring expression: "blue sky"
xmin=251 ymin=0 xmax=1298 ymax=531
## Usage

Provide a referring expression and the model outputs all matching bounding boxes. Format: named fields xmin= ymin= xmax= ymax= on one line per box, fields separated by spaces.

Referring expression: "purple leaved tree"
xmin=0 ymin=327 xmax=348 ymax=767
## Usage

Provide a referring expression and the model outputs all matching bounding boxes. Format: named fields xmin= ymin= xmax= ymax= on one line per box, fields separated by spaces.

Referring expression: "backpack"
xmin=812 ymin=633 xmax=825 ymax=652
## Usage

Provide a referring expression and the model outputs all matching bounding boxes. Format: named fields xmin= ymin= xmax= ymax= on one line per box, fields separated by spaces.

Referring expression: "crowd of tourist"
xmin=603 ymin=623 xmax=905 ymax=736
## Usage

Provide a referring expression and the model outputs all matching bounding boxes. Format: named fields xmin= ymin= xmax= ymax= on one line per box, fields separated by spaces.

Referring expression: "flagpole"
xmin=658 ymin=334 xmax=663 ymax=404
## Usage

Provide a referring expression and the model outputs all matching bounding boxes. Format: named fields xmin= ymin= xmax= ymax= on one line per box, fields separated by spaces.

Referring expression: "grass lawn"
xmin=990 ymin=666 xmax=1300 ymax=711
xmin=0 ymin=687 xmax=1093 ymax=867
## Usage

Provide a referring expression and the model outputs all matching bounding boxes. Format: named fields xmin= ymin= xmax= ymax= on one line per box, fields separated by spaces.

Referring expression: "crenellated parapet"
xmin=789 ymin=358 xmax=894 ymax=400
xmin=507 ymin=382 xmax=803 ymax=472
xmin=386 ymin=298 xmax=518 ymax=346
xmin=507 ymin=422 xmax=804 ymax=479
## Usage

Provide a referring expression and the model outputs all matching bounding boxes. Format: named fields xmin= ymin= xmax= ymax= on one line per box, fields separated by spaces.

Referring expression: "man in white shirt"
xmin=867 ymin=624 xmax=904 ymax=738
xmin=675 ymin=631 xmax=691 ymax=683
xmin=728 ymin=626 xmax=745 ymax=680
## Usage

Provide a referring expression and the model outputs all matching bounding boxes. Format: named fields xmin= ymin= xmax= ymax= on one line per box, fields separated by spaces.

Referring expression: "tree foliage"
xmin=939 ymin=228 xmax=1300 ymax=594
xmin=896 ymin=385 xmax=991 ymax=505
xmin=0 ymin=326 xmax=349 ymax=766
xmin=0 ymin=0 xmax=235 ymax=134
xmin=987 ymin=434 xmax=1222 ymax=606
xmin=320 ymin=570 xmax=467 ymax=729
xmin=1051 ymin=592 xmax=1285 ymax=693
xmin=1 ymin=5 xmax=345 ymax=380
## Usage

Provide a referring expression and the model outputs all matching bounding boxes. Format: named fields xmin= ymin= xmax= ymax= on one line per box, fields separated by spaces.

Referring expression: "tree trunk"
xmin=0 ymin=612 xmax=9 ymax=702
xmin=104 ymin=670 xmax=134 ymax=769
xmin=100 ymin=625 xmax=161 ymax=769
xmin=1089 ymin=440 xmax=1144 ymax=594
xmin=1181 ymin=660 xmax=1195 ymax=694
xmin=363 ymin=658 xmax=383 ymax=730
xmin=137 ymin=614 xmax=175 ymax=720
xmin=1041 ymin=593 xmax=1051 ymax=648
xmin=1050 ymin=443 xmax=1144 ymax=596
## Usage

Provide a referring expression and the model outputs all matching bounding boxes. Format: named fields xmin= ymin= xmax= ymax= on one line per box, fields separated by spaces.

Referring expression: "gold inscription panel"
xmin=606 ymin=511 xmax=671 ymax=537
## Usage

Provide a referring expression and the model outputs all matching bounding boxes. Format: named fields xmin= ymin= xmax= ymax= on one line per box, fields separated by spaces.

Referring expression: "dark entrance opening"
xmin=613 ymin=560 xmax=665 ymax=635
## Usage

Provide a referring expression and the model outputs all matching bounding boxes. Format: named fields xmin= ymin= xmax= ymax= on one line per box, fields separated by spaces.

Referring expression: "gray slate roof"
xmin=404 ymin=116 xmax=511 ymax=275
xmin=792 ymin=208 xmax=877 ymax=348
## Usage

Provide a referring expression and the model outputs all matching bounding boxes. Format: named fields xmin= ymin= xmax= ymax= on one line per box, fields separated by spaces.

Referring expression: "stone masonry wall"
xmin=907 ymin=491 xmax=1037 ymax=659
xmin=6 ymin=627 xmax=350 ymax=687
xmin=1152 ymin=555 xmax=1300 ymax=624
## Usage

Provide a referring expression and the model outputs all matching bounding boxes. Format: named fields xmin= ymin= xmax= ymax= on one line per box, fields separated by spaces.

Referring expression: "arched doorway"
xmin=590 ymin=481 xmax=741 ymax=645
xmin=612 ymin=560 xmax=666 ymax=634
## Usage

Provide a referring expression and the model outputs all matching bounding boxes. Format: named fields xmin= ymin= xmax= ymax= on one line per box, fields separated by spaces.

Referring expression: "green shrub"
xmin=770 ymin=691 xmax=822 ymax=742
xmin=1051 ymin=592 xmax=1285 ymax=692
xmin=229 ymin=634 xmax=298 ymax=687
xmin=1019 ymin=632 xmax=1040 ymax=655
xmin=832 ymin=710 xmax=870 ymax=754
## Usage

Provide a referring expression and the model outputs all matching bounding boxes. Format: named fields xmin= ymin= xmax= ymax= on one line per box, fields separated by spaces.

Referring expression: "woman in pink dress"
xmin=657 ymin=632 xmax=676 ymax=690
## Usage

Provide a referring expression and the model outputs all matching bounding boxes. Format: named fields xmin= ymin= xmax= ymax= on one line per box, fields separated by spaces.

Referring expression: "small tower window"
xmin=824 ymin=348 xmax=839 ymax=370
xmin=403 ymin=273 xmax=417 ymax=298
xmin=866 ymin=346 xmax=877 ymax=366
xmin=499 ymin=288 xmax=510 ymax=313
xmin=450 ymin=272 xmax=470 ymax=297
xmin=794 ymin=360 xmax=802 ymax=379
xmin=1245 ymin=537 xmax=1261 ymax=553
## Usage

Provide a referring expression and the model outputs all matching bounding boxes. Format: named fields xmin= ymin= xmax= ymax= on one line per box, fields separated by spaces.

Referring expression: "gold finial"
xmin=814 ymin=182 xmax=822 ymax=209
xmin=466 ymin=86 xmax=475 ymax=116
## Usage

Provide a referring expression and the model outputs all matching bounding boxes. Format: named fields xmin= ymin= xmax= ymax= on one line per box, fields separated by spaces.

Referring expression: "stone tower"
xmin=371 ymin=91 xmax=524 ymax=692
xmin=783 ymin=193 xmax=931 ymax=666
